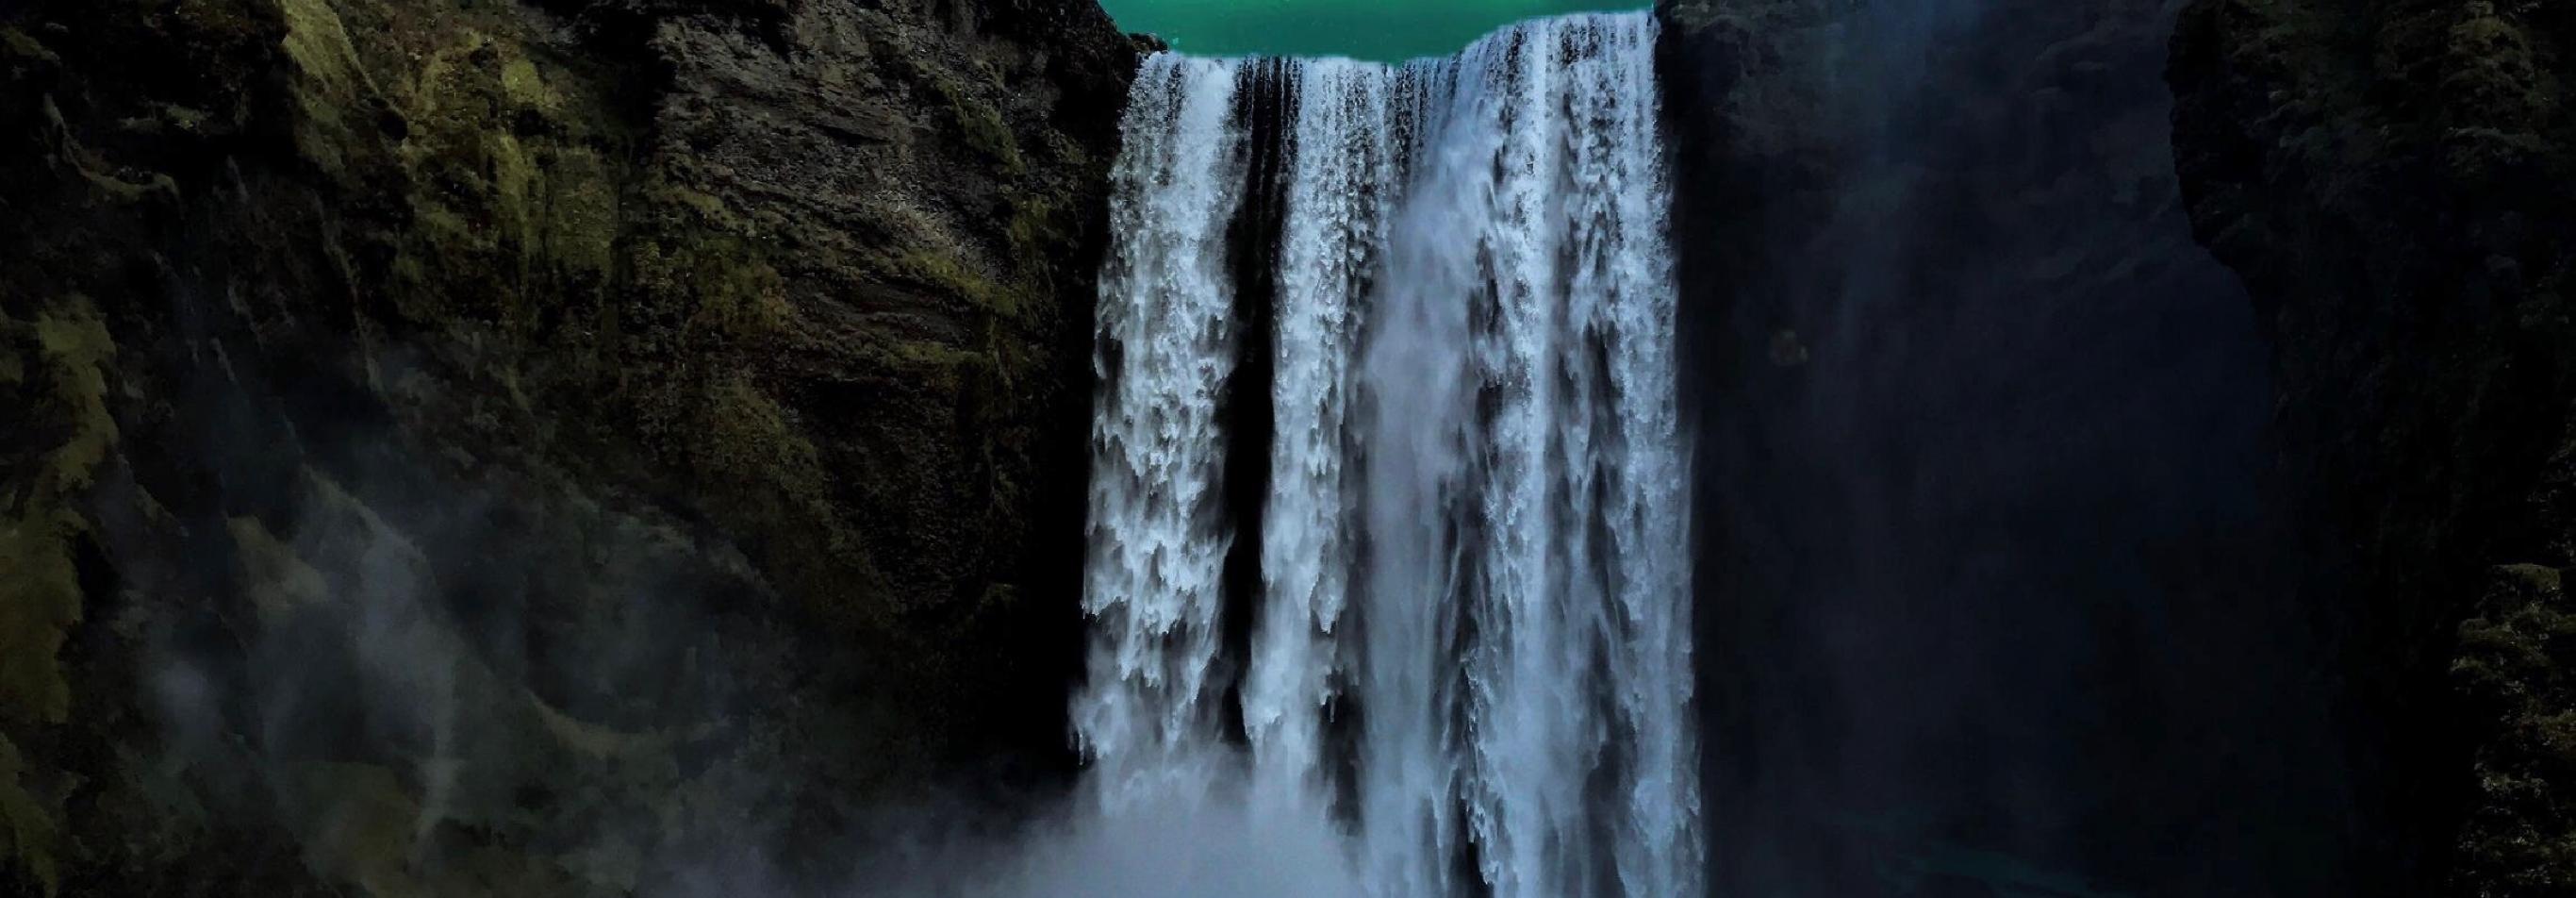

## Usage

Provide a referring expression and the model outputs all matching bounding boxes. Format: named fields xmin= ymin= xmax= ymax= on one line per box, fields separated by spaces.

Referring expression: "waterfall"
xmin=1078 ymin=13 xmax=1698 ymax=897
xmin=1078 ymin=52 xmax=1248 ymax=803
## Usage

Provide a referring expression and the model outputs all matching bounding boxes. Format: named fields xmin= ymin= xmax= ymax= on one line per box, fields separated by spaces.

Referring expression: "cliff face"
xmin=0 ymin=0 xmax=1134 ymax=893
xmin=2171 ymin=0 xmax=2576 ymax=892
xmin=1659 ymin=0 xmax=2343 ymax=893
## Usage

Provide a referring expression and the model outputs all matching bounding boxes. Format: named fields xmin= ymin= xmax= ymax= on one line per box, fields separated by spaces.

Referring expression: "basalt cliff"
xmin=2171 ymin=0 xmax=2575 ymax=892
xmin=1663 ymin=0 xmax=2576 ymax=893
xmin=1 ymin=0 xmax=1133 ymax=892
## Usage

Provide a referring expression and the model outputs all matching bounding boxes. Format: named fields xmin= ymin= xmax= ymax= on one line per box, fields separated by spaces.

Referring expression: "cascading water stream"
xmin=1078 ymin=53 xmax=1249 ymax=805
xmin=1077 ymin=13 xmax=1698 ymax=897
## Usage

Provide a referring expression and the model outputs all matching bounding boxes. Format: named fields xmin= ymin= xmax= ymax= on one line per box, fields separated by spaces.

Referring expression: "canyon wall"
xmin=8 ymin=0 xmax=2567 ymax=894
xmin=2171 ymin=0 xmax=2576 ymax=892
xmin=0 ymin=0 xmax=1135 ymax=892
xmin=1659 ymin=1 xmax=2344 ymax=894
xmin=1657 ymin=0 xmax=2576 ymax=890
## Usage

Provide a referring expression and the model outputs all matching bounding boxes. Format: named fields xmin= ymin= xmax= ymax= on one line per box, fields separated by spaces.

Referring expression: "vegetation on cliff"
xmin=0 ymin=0 xmax=1135 ymax=893
xmin=2171 ymin=0 xmax=2573 ymax=892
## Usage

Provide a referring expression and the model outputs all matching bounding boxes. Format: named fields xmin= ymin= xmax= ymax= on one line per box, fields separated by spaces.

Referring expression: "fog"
xmin=83 ymin=2 xmax=2365 ymax=896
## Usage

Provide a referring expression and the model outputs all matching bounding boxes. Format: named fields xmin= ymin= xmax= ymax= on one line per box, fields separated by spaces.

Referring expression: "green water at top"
xmin=1098 ymin=0 xmax=1646 ymax=62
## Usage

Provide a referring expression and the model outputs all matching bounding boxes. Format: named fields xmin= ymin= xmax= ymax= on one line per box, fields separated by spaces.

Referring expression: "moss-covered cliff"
xmin=2171 ymin=0 xmax=2575 ymax=892
xmin=0 ymin=0 xmax=1135 ymax=892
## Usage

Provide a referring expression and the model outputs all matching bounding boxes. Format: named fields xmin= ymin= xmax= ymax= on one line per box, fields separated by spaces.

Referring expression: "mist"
xmin=850 ymin=761 xmax=1362 ymax=898
xmin=21 ymin=1 xmax=2372 ymax=895
xmin=59 ymin=112 xmax=1368 ymax=898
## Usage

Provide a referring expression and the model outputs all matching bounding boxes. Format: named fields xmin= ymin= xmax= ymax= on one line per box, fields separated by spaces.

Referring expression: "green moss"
xmin=0 ymin=515 xmax=80 ymax=728
xmin=277 ymin=0 xmax=378 ymax=179
xmin=931 ymin=76 xmax=1026 ymax=175
xmin=226 ymin=517 xmax=330 ymax=624
xmin=2453 ymin=564 xmax=2576 ymax=891
xmin=0 ymin=733 xmax=58 ymax=896
xmin=403 ymin=30 xmax=484 ymax=128
xmin=537 ymin=148 xmax=621 ymax=279
xmin=652 ymin=183 xmax=734 ymax=225
xmin=281 ymin=762 xmax=426 ymax=898
xmin=149 ymin=102 xmax=214 ymax=135
xmin=365 ymin=18 xmax=631 ymax=344
xmin=884 ymin=248 xmax=1027 ymax=317
xmin=2501 ymin=562 xmax=2564 ymax=595
xmin=488 ymin=131 xmax=537 ymax=262
xmin=0 ymin=514 xmax=78 ymax=898
xmin=529 ymin=693 xmax=668 ymax=762
xmin=40 ymin=98 xmax=181 ymax=204
xmin=1004 ymin=192 xmax=1072 ymax=286
xmin=0 ymin=298 xmax=111 ymax=898
xmin=0 ymin=298 xmax=116 ymax=732
xmin=633 ymin=239 xmax=791 ymax=341
xmin=866 ymin=337 xmax=984 ymax=397
xmin=2442 ymin=12 xmax=2548 ymax=125
xmin=685 ymin=369 xmax=885 ymax=620
xmin=294 ymin=469 xmax=429 ymax=576
xmin=30 ymin=303 xmax=117 ymax=491
xmin=499 ymin=55 xmax=566 ymax=117
xmin=695 ymin=372 xmax=826 ymax=499
xmin=3 ymin=0 xmax=1129 ymax=888
xmin=0 ymin=26 xmax=59 ymax=65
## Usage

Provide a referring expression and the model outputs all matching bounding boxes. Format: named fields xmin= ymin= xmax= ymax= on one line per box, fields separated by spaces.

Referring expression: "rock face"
xmin=2170 ymin=0 xmax=2576 ymax=892
xmin=0 ymin=0 xmax=1135 ymax=893
xmin=1658 ymin=0 xmax=2346 ymax=894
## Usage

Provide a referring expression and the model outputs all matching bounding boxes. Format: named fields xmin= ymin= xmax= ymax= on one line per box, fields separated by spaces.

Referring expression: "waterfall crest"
xmin=1079 ymin=13 xmax=1699 ymax=897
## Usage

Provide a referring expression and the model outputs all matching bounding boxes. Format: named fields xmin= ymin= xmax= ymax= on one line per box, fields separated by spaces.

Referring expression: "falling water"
xmin=1078 ymin=53 xmax=1249 ymax=803
xmin=1079 ymin=13 xmax=1697 ymax=897
xmin=1242 ymin=57 xmax=1386 ymax=794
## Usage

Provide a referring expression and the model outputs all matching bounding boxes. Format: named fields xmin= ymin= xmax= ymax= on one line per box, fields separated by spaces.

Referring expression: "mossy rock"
xmin=0 ymin=0 xmax=1141 ymax=891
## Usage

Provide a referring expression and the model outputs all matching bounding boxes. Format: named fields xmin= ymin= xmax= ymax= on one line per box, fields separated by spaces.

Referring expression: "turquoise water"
xmin=1098 ymin=0 xmax=1646 ymax=61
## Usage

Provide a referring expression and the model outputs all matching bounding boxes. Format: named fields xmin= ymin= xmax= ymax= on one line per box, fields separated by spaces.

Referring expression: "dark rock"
xmin=0 ymin=0 xmax=1136 ymax=892
xmin=1660 ymin=0 xmax=2325 ymax=893
xmin=2170 ymin=0 xmax=2576 ymax=891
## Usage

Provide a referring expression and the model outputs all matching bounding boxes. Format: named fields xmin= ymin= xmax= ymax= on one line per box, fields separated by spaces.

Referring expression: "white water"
xmin=1078 ymin=53 xmax=1249 ymax=805
xmin=1077 ymin=13 xmax=1698 ymax=897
